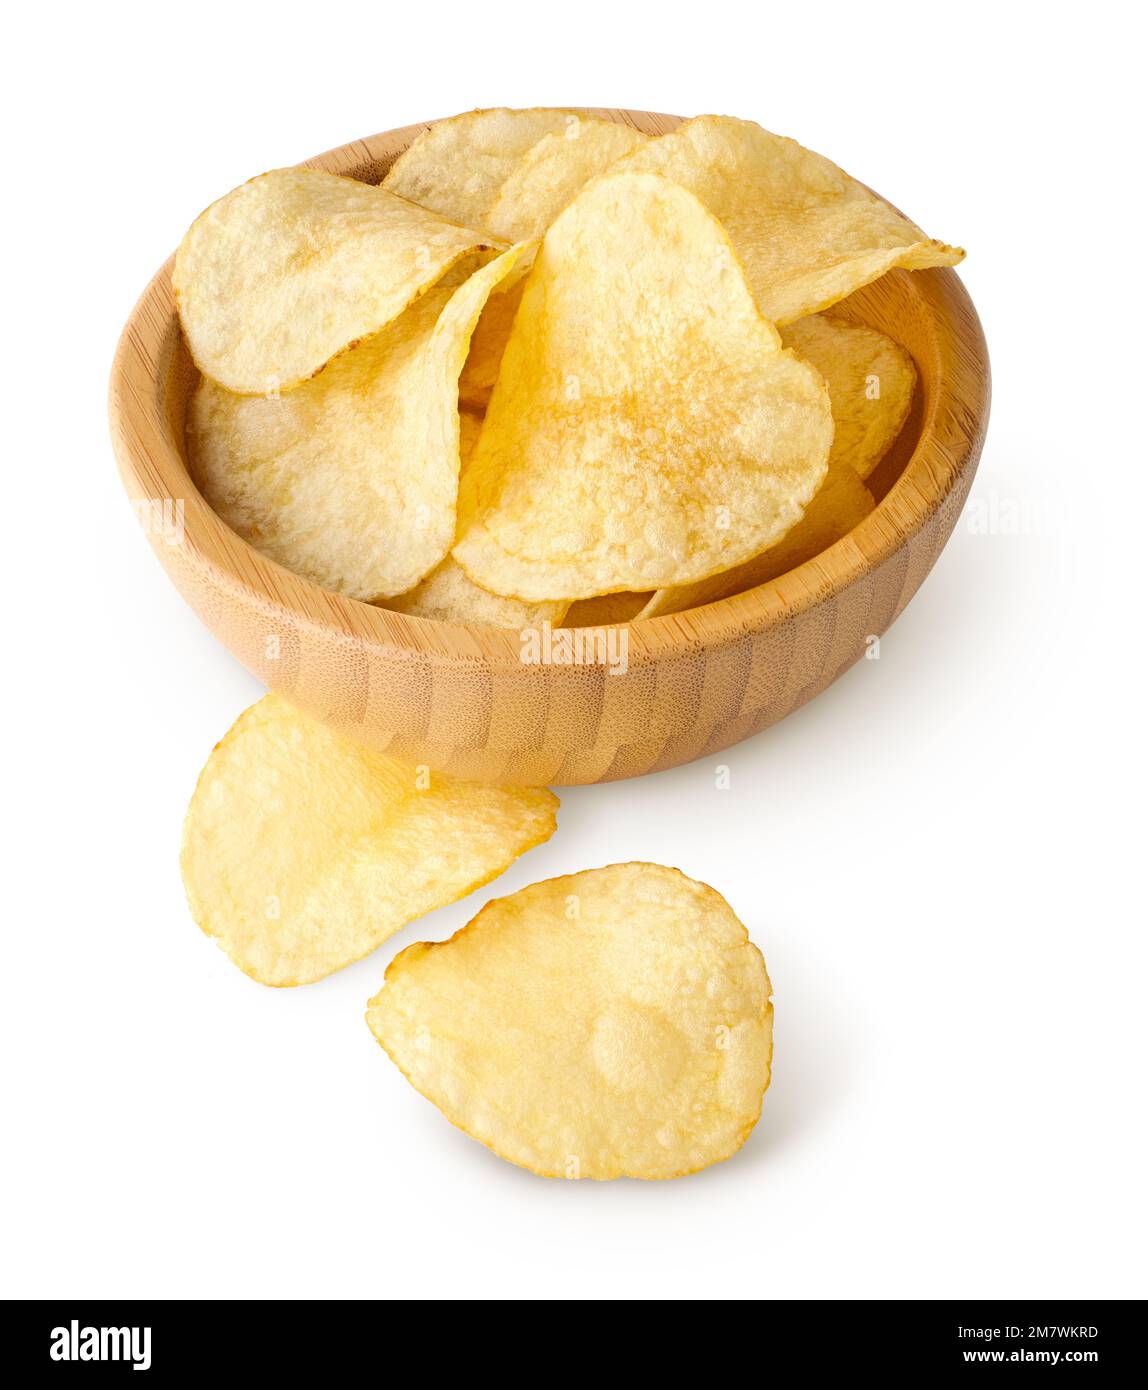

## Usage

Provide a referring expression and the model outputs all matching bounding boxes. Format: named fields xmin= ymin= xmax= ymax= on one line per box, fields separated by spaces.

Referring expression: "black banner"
xmin=5 ymin=1300 xmax=1142 ymax=1377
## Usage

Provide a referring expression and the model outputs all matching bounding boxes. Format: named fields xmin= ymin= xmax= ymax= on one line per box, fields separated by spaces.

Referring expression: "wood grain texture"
xmin=109 ymin=109 xmax=990 ymax=785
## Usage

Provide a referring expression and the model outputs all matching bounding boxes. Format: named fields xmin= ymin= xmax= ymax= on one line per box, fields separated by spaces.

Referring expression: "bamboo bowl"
xmin=110 ymin=109 xmax=989 ymax=785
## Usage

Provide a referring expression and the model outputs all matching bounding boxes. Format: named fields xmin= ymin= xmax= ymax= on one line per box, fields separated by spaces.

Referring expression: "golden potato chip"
xmin=383 ymin=107 xmax=581 ymax=227
xmin=484 ymin=119 xmax=650 ymax=241
xmin=189 ymin=246 xmax=530 ymax=601
xmin=781 ymin=314 xmax=917 ymax=479
xmin=181 ymin=695 xmax=558 ymax=986
xmin=458 ymin=278 xmax=524 ymax=412
xmin=452 ymin=171 xmax=833 ymax=601
xmin=617 ymin=115 xmax=963 ymax=324
xmin=639 ymin=459 xmax=875 ymax=618
xmin=366 ymin=863 xmax=772 ymax=1179
xmin=174 ymin=167 xmax=498 ymax=394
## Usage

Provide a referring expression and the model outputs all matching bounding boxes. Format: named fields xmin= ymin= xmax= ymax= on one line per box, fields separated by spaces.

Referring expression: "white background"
xmin=3 ymin=0 xmax=1144 ymax=1301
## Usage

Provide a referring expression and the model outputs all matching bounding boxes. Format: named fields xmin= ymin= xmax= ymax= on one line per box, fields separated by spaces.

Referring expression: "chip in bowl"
xmin=483 ymin=118 xmax=649 ymax=241
xmin=174 ymin=166 xmax=498 ymax=394
xmin=383 ymin=107 xmax=582 ymax=227
xmin=452 ymin=170 xmax=833 ymax=601
xmin=617 ymin=114 xmax=963 ymax=324
xmin=781 ymin=313 xmax=917 ymax=479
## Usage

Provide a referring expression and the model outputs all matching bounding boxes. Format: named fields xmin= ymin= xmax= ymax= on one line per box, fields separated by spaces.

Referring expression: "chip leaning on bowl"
xmin=176 ymin=108 xmax=963 ymax=627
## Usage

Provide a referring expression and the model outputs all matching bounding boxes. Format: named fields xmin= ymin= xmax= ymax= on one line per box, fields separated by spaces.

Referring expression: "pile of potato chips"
xmin=174 ymin=110 xmax=964 ymax=1178
xmin=179 ymin=108 xmax=960 ymax=627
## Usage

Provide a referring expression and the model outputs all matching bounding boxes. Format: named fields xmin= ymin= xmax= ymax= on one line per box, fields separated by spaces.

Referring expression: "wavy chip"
xmin=452 ymin=171 xmax=833 ymax=601
xmin=180 ymin=695 xmax=558 ymax=986
xmin=366 ymin=863 xmax=773 ymax=1179
xmin=174 ymin=167 xmax=497 ymax=394
xmin=484 ymin=119 xmax=649 ymax=241
xmin=639 ymin=459 xmax=875 ymax=618
xmin=383 ymin=107 xmax=581 ymax=227
xmin=617 ymin=115 xmax=963 ymax=324
xmin=781 ymin=314 xmax=917 ymax=479
xmin=189 ymin=246 xmax=529 ymax=601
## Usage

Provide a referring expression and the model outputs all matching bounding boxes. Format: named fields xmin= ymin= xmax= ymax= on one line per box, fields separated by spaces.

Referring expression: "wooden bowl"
xmin=109 ymin=109 xmax=989 ymax=785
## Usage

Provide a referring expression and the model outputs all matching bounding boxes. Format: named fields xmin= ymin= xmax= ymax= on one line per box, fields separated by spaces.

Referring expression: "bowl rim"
xmin=109 ymin=108 xmax=990 ymax=672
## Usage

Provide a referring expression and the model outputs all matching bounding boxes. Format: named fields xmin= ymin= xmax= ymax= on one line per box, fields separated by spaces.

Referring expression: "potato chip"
xmin=484 ymin=119 xmax=650 ymax=241
xmin=458 ymin=276 xmax=525 ymax=412
xmin=387 ymin=558 xmax=569 ymax=627
xmin=452 ymin=171 xmax=833 ymax=601
xmin=380 ymin=412 xmax=568 ymax=627
xmin=189 ymin=246 xmax=530 ymax=601
xmin=781 ymin=314 xmax=917 ymax=479
xmin=639 ymin=459 xmax=875 ymax=618
xmin=383 ymin=107 xmax=582 ymax=227
xmin=617 ymin=115 xmax=963 ymax=324
xmin=174 ymin=167 xmax=498 ymax=394
xmin=181 ymin=695 xmax=558 ymax=986
xmin=366 ymin=863 xmax=772 ymax=1179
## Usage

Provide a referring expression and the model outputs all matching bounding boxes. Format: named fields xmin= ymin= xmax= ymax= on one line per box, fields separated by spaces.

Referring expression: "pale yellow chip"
xmin=382 ymin=107 xmax=582 ymax=227
xmin=781 ymin=313 xmax=917 ymax=479
xmin=181 ymin=695 xmax=559 ymax=986
xmin=616 ymin=115 xmax=963 ymax=324
xmin=366 ymin=863 xmax=772 ymax=1179
xmin=452 ymin=170 xmax=833 ymax=601
xmin=484 ymin=119 xmax=650 ymax=241
xmin=639 ymin=459 xmax=875 ymax=618
xmin=387 ymin=556 xmax=569 ymax=628
xmin=189 ymin=246 xmax=530 ymax=601
xmin=174 ymin=167 xmax=498 ymax=394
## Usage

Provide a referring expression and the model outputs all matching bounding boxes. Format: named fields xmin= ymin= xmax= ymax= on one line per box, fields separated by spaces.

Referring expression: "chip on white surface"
xmin=181 ymin=695 xmax=559 ymax=986
xmin=367 ymin=862 xmax=773 ymax=1179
